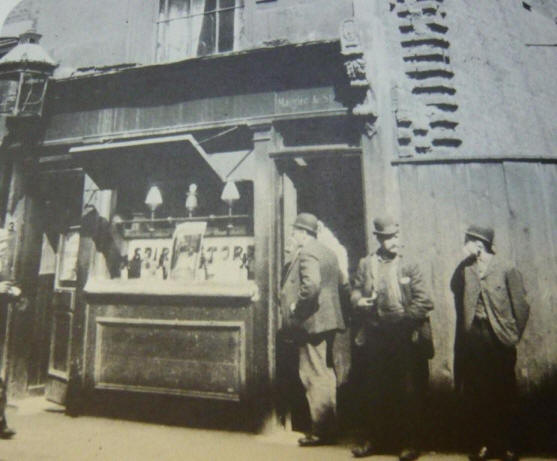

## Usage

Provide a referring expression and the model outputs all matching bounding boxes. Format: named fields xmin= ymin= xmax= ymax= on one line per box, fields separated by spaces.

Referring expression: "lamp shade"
xmin=221 ymin=181 xmax=240 ymax=204
xmin=145 ymin=185 xmax=163 ymax=209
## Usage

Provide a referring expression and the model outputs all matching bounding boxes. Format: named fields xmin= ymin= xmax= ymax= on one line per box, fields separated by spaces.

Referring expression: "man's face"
xmin=379 ymin=233 xmax=400 ymax=254
xmin=284 ymin=236 xmax=296 ymax=263
xmin=291 ymin=227 xmax=306 ymax=247
xmin=463 ymin=237 xmax=482 ymax=258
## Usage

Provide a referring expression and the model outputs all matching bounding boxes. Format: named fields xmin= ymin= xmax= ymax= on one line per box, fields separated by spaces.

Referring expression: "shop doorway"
xmin=277 ymin=154 xmax=366 ymax=275
xmin=274 ymin=152 xmax=366 ymax=433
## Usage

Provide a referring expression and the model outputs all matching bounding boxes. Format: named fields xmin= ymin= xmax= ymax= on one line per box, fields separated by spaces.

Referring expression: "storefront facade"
xmin=1 ymin=0 xmax=556 ymax=445
xmin=0 ymin=0 xmax=373 ymax=429
xmin=37 ymin=42 xmax=369 ymax=426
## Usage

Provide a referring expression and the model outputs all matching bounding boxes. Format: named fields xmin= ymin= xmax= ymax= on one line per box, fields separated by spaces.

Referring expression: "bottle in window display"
xmin=128 ymin=248 xmax=142 ymax=279
xmin=157 ymin=247 xmax=170 ymax=280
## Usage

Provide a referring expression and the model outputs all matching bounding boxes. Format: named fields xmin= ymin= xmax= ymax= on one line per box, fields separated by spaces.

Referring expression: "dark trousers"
xmin=0 ymin=378 xmax=7 ymax=430
xmin=460 ymin=317 xmax=518 ymax=452
xmin=355 ymin=324 xmax=429 ymax=450
xmin=276 ymin=330 xmax=311 ymax=433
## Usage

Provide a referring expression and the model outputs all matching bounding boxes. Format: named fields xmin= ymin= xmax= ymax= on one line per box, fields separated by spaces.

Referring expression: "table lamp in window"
xmin=145 ymin=185 xmax=163 ymax=220
xmin=221 ymin=181 xmax=240 ymax=217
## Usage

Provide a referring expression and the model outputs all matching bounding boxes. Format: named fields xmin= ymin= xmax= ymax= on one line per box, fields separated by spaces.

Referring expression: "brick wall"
xmin=389 ymin=0 xmax=462 ymax=157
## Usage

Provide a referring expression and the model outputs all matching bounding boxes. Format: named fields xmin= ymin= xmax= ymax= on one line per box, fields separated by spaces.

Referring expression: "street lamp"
xmin=0 ymin=30 xmax=57 ymax=118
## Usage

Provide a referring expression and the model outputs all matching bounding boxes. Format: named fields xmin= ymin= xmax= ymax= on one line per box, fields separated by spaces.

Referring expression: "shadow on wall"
xmin=518 ymin=371 xmax=557 ymax=454
xmin=419 ymin=377 xmax=557 ymax=455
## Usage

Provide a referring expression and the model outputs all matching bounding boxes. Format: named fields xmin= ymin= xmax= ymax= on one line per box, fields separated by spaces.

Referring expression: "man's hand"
xmin=0 ymin=281 xmax=13 ymax=294
xmin=0 ymin=281 xmax=21 ymax=298
xmin=289 ymin=302 xmax=296 ymax=313
xmin=357 ymin=292 xmax=377 ymax=308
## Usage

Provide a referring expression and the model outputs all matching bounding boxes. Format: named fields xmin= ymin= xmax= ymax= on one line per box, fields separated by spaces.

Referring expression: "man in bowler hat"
xmin=279 ymin=212 xmax=345 ymax=446
xmin=350 ymin=216 xmax=434 ymax=461
xmin=451 ymin=225 xmax=530 ymax=461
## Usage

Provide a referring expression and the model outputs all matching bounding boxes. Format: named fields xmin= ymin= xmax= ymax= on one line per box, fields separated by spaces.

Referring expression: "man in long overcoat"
xmin=279 ymin=212 xmax=345 ymax=446
xmin=350 ymin=216 xmax=434 ymax=461
xmin=451 ymin=225 xmax=530 ymax=461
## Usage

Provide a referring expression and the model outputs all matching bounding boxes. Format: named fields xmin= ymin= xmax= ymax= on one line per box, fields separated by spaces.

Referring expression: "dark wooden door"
xmin=45 ymin=229 xmax=80 ymax=405
xmin=45 ymin=288 xmax=75 ymax=404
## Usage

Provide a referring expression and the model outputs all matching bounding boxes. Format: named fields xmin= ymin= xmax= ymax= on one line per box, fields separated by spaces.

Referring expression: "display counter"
xmin=84 ymin=278 xmax=259 ymax=299
xmin=81 ymin=278 xmax=259 ymax=402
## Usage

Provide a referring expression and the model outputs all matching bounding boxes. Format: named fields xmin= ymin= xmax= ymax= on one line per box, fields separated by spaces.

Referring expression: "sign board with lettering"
xmin=275 ymin=87 xmax=338 ymax=115
xmin=198 ymin=237 xmax=255 ymax=283
xmin=126 ymin=239 xmax=172 ymax=280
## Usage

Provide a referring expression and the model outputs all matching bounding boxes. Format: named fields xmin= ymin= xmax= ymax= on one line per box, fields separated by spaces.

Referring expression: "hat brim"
xmin=293 ymin=224 xmax=317 ymax=235
xmin=373 ymin=228 xmax=399 ymax=237
xmin=465 ymin=231 xmax=492 ymax=246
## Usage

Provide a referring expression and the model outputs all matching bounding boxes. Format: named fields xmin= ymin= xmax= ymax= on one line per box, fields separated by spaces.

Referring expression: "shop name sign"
xmin=275 ymin=87 xmax=339 ymax=114
xmin=200 ymin=236 xmax=255 ymax=283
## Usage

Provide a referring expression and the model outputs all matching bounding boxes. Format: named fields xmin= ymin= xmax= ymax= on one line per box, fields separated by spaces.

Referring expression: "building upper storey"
xmin=1 ymin=0 xmax=353 ymax=71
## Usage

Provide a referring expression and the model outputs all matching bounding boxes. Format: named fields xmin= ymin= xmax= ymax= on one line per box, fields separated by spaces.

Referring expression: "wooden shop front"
xmin=25 ymin=41 xmax=368 ymax=428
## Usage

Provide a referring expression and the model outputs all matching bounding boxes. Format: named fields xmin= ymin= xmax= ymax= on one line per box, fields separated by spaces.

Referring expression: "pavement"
xmin=0 ymin=397 xmax=555 ymax=461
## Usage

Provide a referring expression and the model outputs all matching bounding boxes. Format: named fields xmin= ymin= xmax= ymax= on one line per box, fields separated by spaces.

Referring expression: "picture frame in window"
xmin=55 ymin=229 xmax=80 ymax=289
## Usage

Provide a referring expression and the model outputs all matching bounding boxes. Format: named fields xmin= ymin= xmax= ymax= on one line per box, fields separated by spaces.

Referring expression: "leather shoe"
xmin=298 ymin=434 xmax=332 ymax=447
xmin=0 ymin=427 xmax=16 ymax=439
xmin=469 ymin=446 xmax=489 ymax=461
xmin=351 ymin=440 xmax=375 ymax=458
xmin=399 ymin=448 xmax=420 ymax=461
xmin=501 ymin=450 xmax=519 ymax=461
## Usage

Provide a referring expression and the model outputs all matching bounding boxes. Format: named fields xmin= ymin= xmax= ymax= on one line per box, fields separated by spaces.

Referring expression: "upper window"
xmin=156 ymin=0 xmax=242 ymax=62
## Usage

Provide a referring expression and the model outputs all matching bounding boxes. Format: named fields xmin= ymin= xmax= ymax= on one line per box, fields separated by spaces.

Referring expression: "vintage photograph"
xmin=0 ymin=1 xmax=555 ymax=460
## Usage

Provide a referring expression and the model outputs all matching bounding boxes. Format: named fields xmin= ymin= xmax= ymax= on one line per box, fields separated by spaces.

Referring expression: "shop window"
xmin=38 ymin=170 xmax=85 ymax=289
xmin=109 ymin=177 xmax=254 ymax=283
xmin=156 ymin=0 xmax=243 ymax=61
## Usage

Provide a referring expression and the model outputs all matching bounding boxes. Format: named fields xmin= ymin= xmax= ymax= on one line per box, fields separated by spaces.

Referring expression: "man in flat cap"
xmin=451 ymin=225 xmax=530 ymax=461
xmin=0 ymin=228 xmax=19 ymax=439
xmin=279 ymin=212 xmax=345 ymax=446
xmin=350 ymin=216 xmax=434 ymax=461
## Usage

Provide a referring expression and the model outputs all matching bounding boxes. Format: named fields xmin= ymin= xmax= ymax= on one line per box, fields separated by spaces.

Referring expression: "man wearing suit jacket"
xmin=350 ymin=216 xmax=434 ymax=461
xmin=279 ymin=213 xmax=345 ymax=447
xmin=451 ymin=225 xmax=530 ymax=461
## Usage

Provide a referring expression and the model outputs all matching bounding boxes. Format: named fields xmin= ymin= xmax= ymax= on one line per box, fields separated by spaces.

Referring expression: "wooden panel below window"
xmin=93 ymin=318 xmax=246 ymax=401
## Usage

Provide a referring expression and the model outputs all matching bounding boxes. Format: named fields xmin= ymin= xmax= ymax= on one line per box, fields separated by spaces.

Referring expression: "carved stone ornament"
xmin=340 ymin=18 xmax=363 ymax=56
xmin=340 ymin=18 xmax=377 ymax=138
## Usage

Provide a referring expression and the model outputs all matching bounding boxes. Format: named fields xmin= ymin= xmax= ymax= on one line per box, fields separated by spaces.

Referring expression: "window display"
xmin=106 ymin=179 xmax=254 ymax=284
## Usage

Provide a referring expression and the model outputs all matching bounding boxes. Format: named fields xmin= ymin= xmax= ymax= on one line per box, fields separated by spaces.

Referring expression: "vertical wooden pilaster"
xmin=2 ymin=148 xmax=44 ymax=397
xmin=249 ymin=121 xmax=276 ymax=428
xmin=66 ymin=180 xmax=115 ymax=414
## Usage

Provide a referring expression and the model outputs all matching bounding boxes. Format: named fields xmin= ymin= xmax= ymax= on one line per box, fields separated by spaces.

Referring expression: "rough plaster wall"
xmin=447 ymin=0 xmax=557 ymax=156
xmin=1 ymin=0 xmax=150 ymax=69
xmin=354 ymin=0 xmax=402 ymax=230
xmin=252 ymin=0 xmax=353 ymax=46
xmin=37 ymin=0 xmax=133 ymax=69
xmin=1 ymin=0 xmax=39 ymax=37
